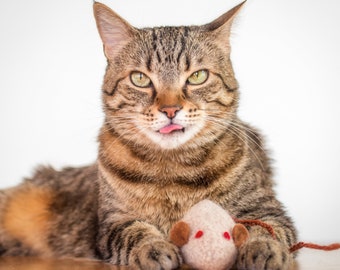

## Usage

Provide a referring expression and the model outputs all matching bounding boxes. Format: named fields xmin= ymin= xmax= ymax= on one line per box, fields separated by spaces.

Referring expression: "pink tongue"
xmin=159 ymin=124 xmax=183 ymax=134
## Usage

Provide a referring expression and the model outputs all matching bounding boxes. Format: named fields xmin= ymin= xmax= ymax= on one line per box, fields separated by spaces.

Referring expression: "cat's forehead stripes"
xmin=141 ymin=26 xmax=195 ymax=81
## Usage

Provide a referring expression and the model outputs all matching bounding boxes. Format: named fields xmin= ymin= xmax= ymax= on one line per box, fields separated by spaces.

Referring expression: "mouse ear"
xmin=169 ymin=221 xmax=191 ymax=247
xmin=232 ymin=223 xmax=249 ymax=248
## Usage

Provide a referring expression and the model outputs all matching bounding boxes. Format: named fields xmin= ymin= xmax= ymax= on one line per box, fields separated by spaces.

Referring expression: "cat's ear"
xmin=203 ymin=1 xmax=246 ymax=46
xmin=93 ymin=2 xmax=136 ymax=59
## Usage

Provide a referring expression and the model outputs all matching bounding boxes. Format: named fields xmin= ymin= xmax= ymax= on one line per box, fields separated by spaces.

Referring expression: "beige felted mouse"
xmin=169 ymin=200 xmax=249 ymax=270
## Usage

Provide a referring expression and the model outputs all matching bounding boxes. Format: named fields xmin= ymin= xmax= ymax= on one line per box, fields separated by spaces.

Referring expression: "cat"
xmin=0 ymin=2 xmax=297 ymax=270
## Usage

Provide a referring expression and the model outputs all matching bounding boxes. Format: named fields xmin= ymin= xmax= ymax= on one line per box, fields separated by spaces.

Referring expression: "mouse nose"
xmin=160 ymin=106 xmax=182 ymax=119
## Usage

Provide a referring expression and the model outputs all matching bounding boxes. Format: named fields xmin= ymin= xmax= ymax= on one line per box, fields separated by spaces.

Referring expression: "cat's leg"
xmin=237 ymin=236 xmax=293 ymax=270
xmin=96 ymin=219 xmax=182 ymax=270
xmin=233 ymin=193 xmax=296 ymax=270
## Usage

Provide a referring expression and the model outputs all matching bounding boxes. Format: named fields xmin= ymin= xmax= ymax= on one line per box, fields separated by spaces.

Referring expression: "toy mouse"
xmin=169 ymin=200 xmax=340 ymax=270
xmin=169 ymin=200 xmax=249 ymax=270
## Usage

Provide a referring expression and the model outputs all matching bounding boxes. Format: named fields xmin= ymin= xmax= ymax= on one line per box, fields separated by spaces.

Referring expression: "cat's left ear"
xmin=203 ymin=1 xmax=246 ymax=46
xmin=93 ymin=2 xmax=136 ymax=59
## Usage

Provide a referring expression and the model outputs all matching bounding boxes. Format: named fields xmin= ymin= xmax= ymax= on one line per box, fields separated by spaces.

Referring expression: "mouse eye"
xmin=223 ymin=231 xmax=231 ymax=240
xmin=195 ymin=230 xmax=204 ymax=239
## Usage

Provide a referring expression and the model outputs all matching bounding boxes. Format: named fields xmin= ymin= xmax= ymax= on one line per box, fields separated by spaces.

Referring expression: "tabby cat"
xmin=0 ymin=2 xmax=297 ymax=270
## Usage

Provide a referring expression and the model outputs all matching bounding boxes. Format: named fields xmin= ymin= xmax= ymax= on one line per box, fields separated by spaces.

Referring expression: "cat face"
xmin=94 ymin=2 xmax=244 ymax=150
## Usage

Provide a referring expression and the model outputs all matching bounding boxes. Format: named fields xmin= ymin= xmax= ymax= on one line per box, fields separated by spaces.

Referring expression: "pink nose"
xmin=160 ymin=106 xmax=182 ymax=119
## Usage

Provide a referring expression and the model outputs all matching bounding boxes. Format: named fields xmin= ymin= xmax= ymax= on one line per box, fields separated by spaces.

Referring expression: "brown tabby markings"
xmin=0 ymin=2 xmax=297 ymax=270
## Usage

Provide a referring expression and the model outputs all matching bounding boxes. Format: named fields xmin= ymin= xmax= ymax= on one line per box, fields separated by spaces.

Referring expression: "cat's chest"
xmin=132 ymin=186 xmax=207 ymax=233
xmin=98 ymin=158 xmax=241 ymax=233
xmin=109 ymin=176 xmax=207 ymax=233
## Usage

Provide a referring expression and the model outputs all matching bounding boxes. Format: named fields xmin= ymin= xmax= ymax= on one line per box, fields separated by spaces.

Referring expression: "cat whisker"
xmin=202 ymin=116 xmax=265 ymax=170
xmin=103 ymin=118 xmax=156 ymax=152
xmin=227 ymin=125 xmax=265 ymax=171
xmin=202 ymin=111 xmax=267 ymax=153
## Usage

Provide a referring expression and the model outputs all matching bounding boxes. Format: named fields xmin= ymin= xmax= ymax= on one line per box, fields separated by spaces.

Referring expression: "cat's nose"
xmin=160 ymin=106 xmax=182 ymax=119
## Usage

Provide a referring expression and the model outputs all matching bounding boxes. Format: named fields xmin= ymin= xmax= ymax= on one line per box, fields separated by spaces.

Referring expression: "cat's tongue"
xmin=159 ymin=124 xmax=184 ymax=134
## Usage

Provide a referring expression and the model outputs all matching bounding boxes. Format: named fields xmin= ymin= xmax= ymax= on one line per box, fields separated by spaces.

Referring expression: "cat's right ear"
xmin=93 ymin=2 xmax=136 ymax=60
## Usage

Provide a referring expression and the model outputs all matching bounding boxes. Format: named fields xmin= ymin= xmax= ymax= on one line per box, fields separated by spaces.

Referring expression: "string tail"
xmin=234 ymin=219 xmax=276 ymax=240
xmin=289 ymin=242 xmax=340 ymax=253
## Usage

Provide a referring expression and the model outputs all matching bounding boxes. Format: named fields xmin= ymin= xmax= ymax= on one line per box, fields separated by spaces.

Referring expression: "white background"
xmin=0 ymin=0 xmax=339 ymax=244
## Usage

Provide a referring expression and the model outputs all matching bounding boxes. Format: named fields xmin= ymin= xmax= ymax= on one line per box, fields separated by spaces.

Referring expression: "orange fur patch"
xmin=3 ymin=184 xmax=54 ymax=254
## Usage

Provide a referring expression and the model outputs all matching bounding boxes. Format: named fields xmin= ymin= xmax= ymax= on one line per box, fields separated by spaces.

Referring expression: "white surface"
xmin=0 ymin=0 xmax=339 ymax=244
xmin=296 ymin=249 xmax=340 ymax=270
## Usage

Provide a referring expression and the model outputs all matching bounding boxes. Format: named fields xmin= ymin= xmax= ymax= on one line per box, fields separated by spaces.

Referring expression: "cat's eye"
xmin=187 ymin=70 xmax=209 ymax=85
xmin=130 ymin=71 xmax=152 ymax=88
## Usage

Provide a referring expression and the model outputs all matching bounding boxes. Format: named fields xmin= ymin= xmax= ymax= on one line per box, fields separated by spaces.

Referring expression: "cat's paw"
xmin=129 ymin=239 xmax=182 ymax=270
xmin=237 ymin=237 xmax=293 ymax=270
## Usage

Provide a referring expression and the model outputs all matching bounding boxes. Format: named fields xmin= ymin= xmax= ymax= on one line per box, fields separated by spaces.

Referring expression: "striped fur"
xmin=0 ymin=2 xmax=296 ymax=270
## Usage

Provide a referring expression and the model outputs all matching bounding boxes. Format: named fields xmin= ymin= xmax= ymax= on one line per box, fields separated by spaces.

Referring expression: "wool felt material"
xmin=169 ymin=200 xmax=249 ymax=270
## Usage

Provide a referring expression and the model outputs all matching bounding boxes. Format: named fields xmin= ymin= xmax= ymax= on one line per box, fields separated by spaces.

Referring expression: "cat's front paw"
xmin=237 ymin=237 xmax=293 ymax=270
xmin=129 ymin=239 xmax=182 ymax=270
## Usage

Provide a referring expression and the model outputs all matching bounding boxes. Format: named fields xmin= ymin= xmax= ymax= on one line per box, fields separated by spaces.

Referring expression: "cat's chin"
xmin=145 ymin=125 xmax=201 ymax=150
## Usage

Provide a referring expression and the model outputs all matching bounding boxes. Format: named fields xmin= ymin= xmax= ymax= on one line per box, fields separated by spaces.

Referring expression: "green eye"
xmin=187 ymin=70 xmax=209 ymax=85
xmin=130 ymin=71 xmax=152 ymax=88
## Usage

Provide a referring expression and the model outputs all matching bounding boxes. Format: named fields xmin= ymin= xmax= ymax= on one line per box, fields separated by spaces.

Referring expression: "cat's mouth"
xmin=158 ymin=124 xmax=185 ymax=134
